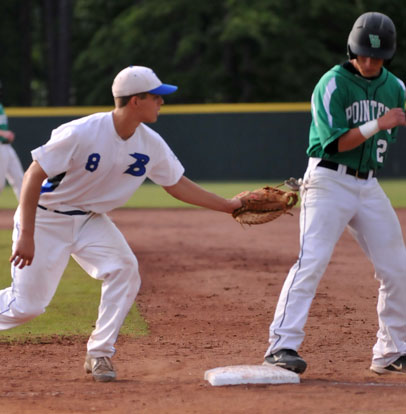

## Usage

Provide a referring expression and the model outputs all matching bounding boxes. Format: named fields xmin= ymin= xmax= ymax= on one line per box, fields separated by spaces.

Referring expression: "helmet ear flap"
xmin=347 ymin=44 xmax=357 ymax=60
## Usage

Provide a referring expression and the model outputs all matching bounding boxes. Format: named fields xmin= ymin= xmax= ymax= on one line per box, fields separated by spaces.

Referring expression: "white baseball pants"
xmin=266 ymin=158 xmax=406 ymax=369
xmin=0 ymin=207 xmax=141 ymax=358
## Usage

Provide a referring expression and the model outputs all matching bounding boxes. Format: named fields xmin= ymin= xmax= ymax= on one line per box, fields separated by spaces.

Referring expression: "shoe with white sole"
xmin=84 ymin=355 xmax=116 ymax=382
xmin=263 ymin=349 xmax=307 ymax=374
xmin=370 ymin=355 xmax=406 ymax=375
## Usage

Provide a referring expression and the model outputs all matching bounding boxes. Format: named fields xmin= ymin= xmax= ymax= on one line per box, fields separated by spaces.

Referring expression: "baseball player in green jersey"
xmin=0 ymin=80 xmax=24 ymax=200
xmin=263 ymin=12 xmax=406 ymax=375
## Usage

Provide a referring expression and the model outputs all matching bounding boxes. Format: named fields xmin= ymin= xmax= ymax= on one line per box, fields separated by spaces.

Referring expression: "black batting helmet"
xmin=347 ymin=12 xmax=396 ymax=60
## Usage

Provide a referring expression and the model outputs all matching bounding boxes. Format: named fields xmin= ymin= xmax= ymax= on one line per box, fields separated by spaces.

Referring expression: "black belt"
xmin=317 ymin=160 xmax=376 ymax=180
xmin=38 ymin=204 xmax=90 ymax=216
xmin=1 ymin=141 xmax=10 ymax=145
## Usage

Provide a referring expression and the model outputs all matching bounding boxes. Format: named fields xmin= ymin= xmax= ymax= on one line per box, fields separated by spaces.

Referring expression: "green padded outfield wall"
xmin=7 ymin=104 xmax=406 ymax=180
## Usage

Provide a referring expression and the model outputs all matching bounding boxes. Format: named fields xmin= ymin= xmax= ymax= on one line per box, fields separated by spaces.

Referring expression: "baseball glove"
xmin=232 ymin=185 xmax=299 ymax=225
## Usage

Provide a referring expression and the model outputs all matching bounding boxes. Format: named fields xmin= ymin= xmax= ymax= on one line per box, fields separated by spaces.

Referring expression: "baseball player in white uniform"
xmin=263 ymin=12 xmax=406 ymax=375
xmin=0 ymin=66 xmax=242 ymax=382
xmin=0 ymin=81 xmax=24 ymax=200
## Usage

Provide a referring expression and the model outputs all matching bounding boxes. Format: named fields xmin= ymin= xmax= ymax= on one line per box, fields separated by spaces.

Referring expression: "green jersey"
xmin=308 ymin=63 xmax=405 ymax=172
xmin=0 ymin=103 xmax=9 ymax=143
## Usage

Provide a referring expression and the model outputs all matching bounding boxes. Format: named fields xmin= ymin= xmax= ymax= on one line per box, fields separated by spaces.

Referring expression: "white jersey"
xmin=32 ymin=111 xmax=184 ymax=213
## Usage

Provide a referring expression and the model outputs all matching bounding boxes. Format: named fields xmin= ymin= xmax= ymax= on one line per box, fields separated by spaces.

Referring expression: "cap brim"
xmin=148 ymin=84 xmax=178 ymax=95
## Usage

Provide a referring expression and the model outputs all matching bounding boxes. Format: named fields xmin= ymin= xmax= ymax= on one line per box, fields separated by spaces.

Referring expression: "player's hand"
xmin=228 ymin=197 xmax=243 ymax=213
xmin=377 ymin=108 xmax=406 ymax=130
xmin=9 ymin=235 xmax=35 ymax=269
xmin=1 ymin=130 xmax=15 ymax=142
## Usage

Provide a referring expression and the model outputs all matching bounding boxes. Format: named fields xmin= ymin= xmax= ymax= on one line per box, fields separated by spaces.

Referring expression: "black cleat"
xmin=263 ymin=349 xmax=307 ymax=374
xmin=370 ymin=355 xmax=406 ymax=375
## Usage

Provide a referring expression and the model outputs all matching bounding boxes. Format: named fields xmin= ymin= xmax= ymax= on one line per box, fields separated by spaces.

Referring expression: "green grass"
xmin=1 ymin=177 xmax=406 ymax=342
xmin=2 ymin=179 xmax=406 ymax=209
xmin=0 ymin=186 xmax=19 ymax=209
xmin=377 ymin=179 xmax=406 ymax=207
xmin=122 ymin=180 xmax=280 ymax=208
xmin=0 ymin=230 xmax=148 ymax=343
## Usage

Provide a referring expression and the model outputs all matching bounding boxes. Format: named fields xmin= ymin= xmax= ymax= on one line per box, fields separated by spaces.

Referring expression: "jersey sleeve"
xmin=146 ymin=138 xmax=185 ymax=186
xmin=31 ymin=125 xmax=78 ymax=177
xmin=311 ymin=74 xmax=350 ymax=149
xmin=0 ymin=104 xmax=9 ymax=142
xmin=397 ymin=76 xmax=406 ymax=111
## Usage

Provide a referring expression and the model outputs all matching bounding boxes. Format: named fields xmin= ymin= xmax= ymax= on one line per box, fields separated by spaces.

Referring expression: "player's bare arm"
xmin=337 ymin=108 xmax=406 ymax=152
xmin=9 ymin=161 xmax=48 ymax=268
xmin=163 ymin=175 xmax=242 ymax=213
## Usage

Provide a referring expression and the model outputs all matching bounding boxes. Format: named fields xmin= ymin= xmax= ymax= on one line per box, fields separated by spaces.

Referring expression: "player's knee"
xmin=300 ymin=248 xmax=331 ymax=272
xmin=103 ymin=257 xmax=141 ymax=298
xmin=119 ymin=256 xmax=140 ymax=281
xmin=11 ymin=301 xmax=45 ymax=322
xmin=130 ymin=271 xmax=141 ymax=297
xmin=121 ymin=263 xmax=141 ymax=298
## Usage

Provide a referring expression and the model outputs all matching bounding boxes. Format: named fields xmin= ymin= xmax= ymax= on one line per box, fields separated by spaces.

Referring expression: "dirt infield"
xmin=1 ymin=207 xmax=406 ymax=414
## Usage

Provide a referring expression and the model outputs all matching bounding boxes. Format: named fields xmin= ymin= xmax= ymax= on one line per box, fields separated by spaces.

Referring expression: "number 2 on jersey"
xmin=376 ymin=139 xmax=388 ymax=163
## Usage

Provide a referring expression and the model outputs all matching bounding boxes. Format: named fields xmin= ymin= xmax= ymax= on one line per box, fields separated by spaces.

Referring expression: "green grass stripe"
xmin=2 ymin=179 xmax=406 ymax=209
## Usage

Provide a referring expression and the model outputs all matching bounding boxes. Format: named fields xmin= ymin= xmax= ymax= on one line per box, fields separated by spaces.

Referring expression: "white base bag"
xmin=204 ymin=364 xmax=300 ymax=386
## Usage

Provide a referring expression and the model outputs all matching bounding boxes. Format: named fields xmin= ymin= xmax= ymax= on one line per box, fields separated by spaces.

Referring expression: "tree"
xmin=71 ymin=0 xmax=406 ymax=104
xmin=1 ymin=0 xmax=406 ymax=106
xmin=42 ymin=0 xmax=74 ymax=105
